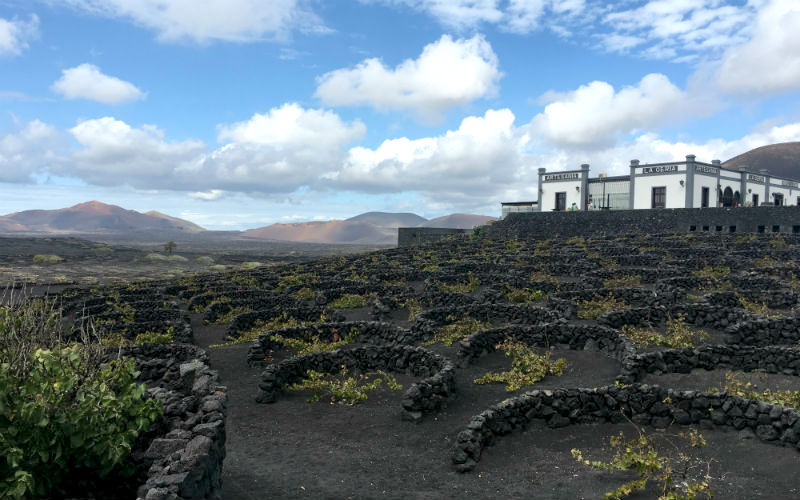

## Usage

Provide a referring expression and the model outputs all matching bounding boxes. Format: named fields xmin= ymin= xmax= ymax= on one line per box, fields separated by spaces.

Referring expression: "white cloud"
xmin=62 ymin=0 xmax=327 ymax=43
xmin=52 ymin=64 xmax=145 ymax=104
xmin=67 ymin=117 xmax=205 ymax=186
xmin=716 ymin=0 xmax=800 ymax=96
xmin=599 ymin=0 xmax=755 ymax=61
xmin=0 ymin=14 xmax=39 ymax=56
xmin=188 ymin=189 xmax=226 ymax=201
xmin=529 ymin=73 xmax=690 ymax=149
xmin=333 ymin=109 xmax=528 ymax=204
xmin=0 ymin=120 xmax=62 ymax=182
xmin=315 ymin=34 xmax=501 ymax=121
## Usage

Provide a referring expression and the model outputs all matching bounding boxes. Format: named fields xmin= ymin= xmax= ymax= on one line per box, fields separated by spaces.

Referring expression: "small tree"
xmin=164 ymin=241 xmax=176 ymax=254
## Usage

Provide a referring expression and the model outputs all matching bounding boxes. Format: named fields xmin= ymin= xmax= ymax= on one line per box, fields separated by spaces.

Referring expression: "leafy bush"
xmin=209 ymin=264 xmax=227 ymax=272
xmin=133 ymin=327 xmax=174 ymax=345
xmin=291 ymin=287 xmax=316 ymax=301
xmin=504 ymin=287 xmax=547 ymax=304
xmin=621 ymin=315 xmax=709 ymax=349
xmin=288 ymin=365 xmax=402 ymax=404
xmin=423 ymin=316 xmax=489 ymax=347
xmin=691 ymin=265 xmax=730 ymax=279
xmin=437 ymin=273 xmax=480 ymax=294
xmin=0 ymin=297 xmax=162 ymax=499
xmin=577 ymin=293 xmax=629 ymax=320
xmin=770 ymin=235 xmax=788 ymax=249
xmin=167 ymin=255 xmax=188 ymax=262
xmin=404 ymin=298 xmax=423 ymax=321
xmin=271 ymin=327 xmax=357 ymax=355
xmin=241 ymin=261 xmax=263 ymax=270
xmin=474 ymin=340 xmax=567 ymax=391
xmin=735 ymin=293 xmax=777 ymax=318
xmin=603 ymin=275 xmax=642 ymax=288
xmin=210 ymin=312 xmax=314 ymax=347
xmin=571 ymin=424 xmax=711 ymax=500
xmin=32 ymin=254 xmax=63 ymax=264
xmin=195 ymin=256 xmax=215 ymax=265
xmin=330 ymin=294 xmax=367 ymax=308
xmin=716 ymin=371 xmax=800 ymax=409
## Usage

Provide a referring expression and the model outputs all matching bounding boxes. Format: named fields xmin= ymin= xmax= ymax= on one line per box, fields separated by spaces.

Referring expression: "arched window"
xmin=734 ymin=191 xmax=741 ymax=206
xmin=722 ymin=187 xmax=734 ymax=207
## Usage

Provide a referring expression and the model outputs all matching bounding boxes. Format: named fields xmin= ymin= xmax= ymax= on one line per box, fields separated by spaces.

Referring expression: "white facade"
xmin=525 ymin=155 xmax=800 ymax=213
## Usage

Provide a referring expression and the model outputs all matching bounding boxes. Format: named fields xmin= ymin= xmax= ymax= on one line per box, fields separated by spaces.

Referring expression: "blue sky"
xmin=1 ymin=0 xmax=800 ymax=229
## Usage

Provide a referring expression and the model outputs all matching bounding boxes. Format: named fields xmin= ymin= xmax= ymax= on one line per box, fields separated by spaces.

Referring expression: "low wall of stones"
xmin=452 ymin=383 xmax=800 ymax=472
xmin=246 ymin=321 xmax=421 ymax=367
xmin=491 ymin=207 xmax=800 ymax=239
xmin=397 ymin=227 xmax=470 ymax=247
xmin=617 ymin=344 xmax=800 ymax=384
xmin=726 ymin=316 xmax=800 ymax=346
xmin=203 ymin=294 xmax=302 ymax=323
xmin=256 ymin=345 xmax=455 ymax=421
xmin=225 ymin=306 xmax=344 ymax=339
xmin=456 ymin=322 xmax=634 ymax=365
xmin=101 ymin=344 xmax=227 ymax=500
xmin=560 ymin=287 xmax=683 ymax=309
xmin=411 ymin=303 xmax=559 ymax=339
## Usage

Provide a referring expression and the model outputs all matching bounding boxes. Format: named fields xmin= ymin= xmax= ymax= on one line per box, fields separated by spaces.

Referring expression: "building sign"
xmin=543 ymin=172 xmax=580 ymax=181
xmin=748 ymin=174 xmax=765 ymax=183
xmin=641 ymin=165 xmax=678 ymax=174
xmin=695 ymin=165 xmax=718 ymax=175
xmin=782 ymin=180 xmax=798 ymax=188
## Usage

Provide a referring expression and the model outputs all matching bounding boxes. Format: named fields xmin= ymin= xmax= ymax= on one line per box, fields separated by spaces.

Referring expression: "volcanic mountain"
xmin=0 ymin=201 xmax=206 ymax=235
xmin=723 ymin=142 xmax=800 ymax=180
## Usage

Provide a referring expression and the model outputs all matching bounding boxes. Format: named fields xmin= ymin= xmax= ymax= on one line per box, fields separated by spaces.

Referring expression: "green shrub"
xmin=288 ymin=365 xmax=402 ymax=405
xmin=210 ymin=312 xmax=314 ymax=347
xmin=195 ymin=256 xmax=215 ymax=265
xmin=0 ymin=298 xmax=162 ymax=499
xmin=571 ymin=424 xmax=711 ymax=500
xmin=577 ymin=293 xmax=629 ymax=320
xmin=271 ymin=327 xmax=357 ymax=355
xmin=621 ymin=315 xmax=709 ymax=349
xmin=167 ymin=255 xmax=187 ymax=262
xmin=291 ymin=287 xmax=316 ymax=301
xmin=93 ymin=247 xmax=114 ymax=255
xmin=404 ymin=298 xmax=423 ymax=321
xmin=209 ymin=264 xmax=227 ymax=272
xmin=437 ymin=273 xmax=480 ymax=293
xmin=133 ymin=327 xmax=174 ymax=345
xmin=423 ymin=316 xmax=489 ymax=346
xmin=603 ymin=275 xmax=642 ymax=288
xmin=504 ymin=287 xmax=547 ymax=304
xmin=330 ymin=294 xmax=367 ymax=308
xmin=691 ymin=265 xmax=730 ymax=279
xmin=241 ymin=261 xmax=263 ymax=269
xmin=770 ymin=235 xmax=788 ymax=249
xmin=144 ymin=253 xmax=168 ymax=262
xmin=474 ymin=340 xmax=567 ymax=391
xmin=32 ymin=254 xmax=62 ymax=264
xmin=716 ymin=371 xmax=800 ymax=409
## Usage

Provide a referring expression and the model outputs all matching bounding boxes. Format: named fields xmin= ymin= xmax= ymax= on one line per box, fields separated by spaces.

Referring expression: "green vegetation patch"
xmin=32 ymin=254 xmax=63 ymax=264
xmin=271 ymin=327 xmax=357 ymax=355
xmin=436 ymin=272 xmax=480 ymax=294
xmin=603 ymin=275 xmax=642 ymax=288
xmin=240 ymin=261 xmax=263 ymax=270
xmin=577 ymin=293 xmax=630 ymax=320
xmin=424 ymin=316 xmax=490 ymax=347
xmin=329 ymin=294 xmax=367 ymax=309
xmin=715 ymin=371 xmax=800 ymax=410
xmin=288 ymin=365 xmax=402 ymax=405
xmin=474 ymin=340 xmax=567 ymax=391
xmin=621 ymin=315 xmax=709 ymax=349
xmin=504 ymin=287 xmax=547 ymax=304
xmin=210 ymin=312 xmax=316 ymax=347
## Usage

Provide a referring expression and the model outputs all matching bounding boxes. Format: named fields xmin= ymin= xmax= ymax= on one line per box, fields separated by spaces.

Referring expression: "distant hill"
xmin=242 ymin=220 xmax=395 ymax=245
xmin=242 ymin=211 xmax=495 ymax=245
xmin=346 ymin=211 xmax=427 ymax=228
xmin=418 ymin=214 xmax=497 ymax=229
xmin=0 ymin=201 xmax=207 ymax=235
xmin=723 ymin=142 xmax=800 ymax=180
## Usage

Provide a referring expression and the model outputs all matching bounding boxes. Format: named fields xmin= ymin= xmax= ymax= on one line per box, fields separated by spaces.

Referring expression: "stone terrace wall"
xmin=490 ymin=206 xmax=800 ymax=239
xmin=398 ymin=227 xmax=469 ymax=247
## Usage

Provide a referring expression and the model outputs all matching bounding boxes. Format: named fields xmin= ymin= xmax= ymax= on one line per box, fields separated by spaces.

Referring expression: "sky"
xmin=1 ymin=0 xmax=800 ymax=230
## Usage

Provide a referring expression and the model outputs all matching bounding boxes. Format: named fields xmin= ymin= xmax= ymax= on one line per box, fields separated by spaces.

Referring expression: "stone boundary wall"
xmin=456 ymin=322 xmax=634 ymax=365
xmin=246 ymin=321 xmax=421 ymax=367
xmin=256 ymin=345 xmax=456 ymax=422
xmin=203 ymin=294 xmax=302 ymax=323
xmin=725 ymin=316 xmax=800 ymax=346
xmin=101 ymin=344 xmax=227 ymax=500
xmin=411 ymin=303 xmax=560 ymax=339
xmin=225 ymin=306 xmax=344 ymax=339
xmin=617 ymin=344 xmax=800 ymax=384
xmin=397 ymin=227 xmax=470 ymax=247
xmin=490 ymin=206 xmax=800 ymax=239
xmin=452 ymin=383 xmax=800 ymax=472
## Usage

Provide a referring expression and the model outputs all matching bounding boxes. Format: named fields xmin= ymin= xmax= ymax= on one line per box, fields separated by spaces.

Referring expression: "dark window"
xmin=758 ymin=225 xmax=765 ymax=233
xmin=793 ymin=225 xmax=800 ymax=234
xmin=651 ymin=187 xmax=666 ymax=208
xmin=729 ymin=226 xmax=736 ymax=233
xmin=689 ymin=225 xmax=696 ymax=231
xmin=774 ymin=193 xmax=784 ymax=206
xmin=773 ymin=225 xmax=780 ymax=233
xmin=555 ymin=192 xmax=566 ymax=211
xmin=702 ymin=226 xmax=709 ymax=231
xmin=700 ymin=187 xmax=709 ymax=208
xmin=796 ymin=196 xmax=800 ymax=206
xmin=722 ymin=186 xmax=734 ymax=207
xmin=752 ymin=194 xmax=759 ymax=206
xmin=716 ymin=226 xmax=723 ymax=232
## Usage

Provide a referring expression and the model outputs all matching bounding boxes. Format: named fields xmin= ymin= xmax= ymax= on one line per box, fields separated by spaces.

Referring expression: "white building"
xmin=501 ymin=155 xmax=800 ymax=215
